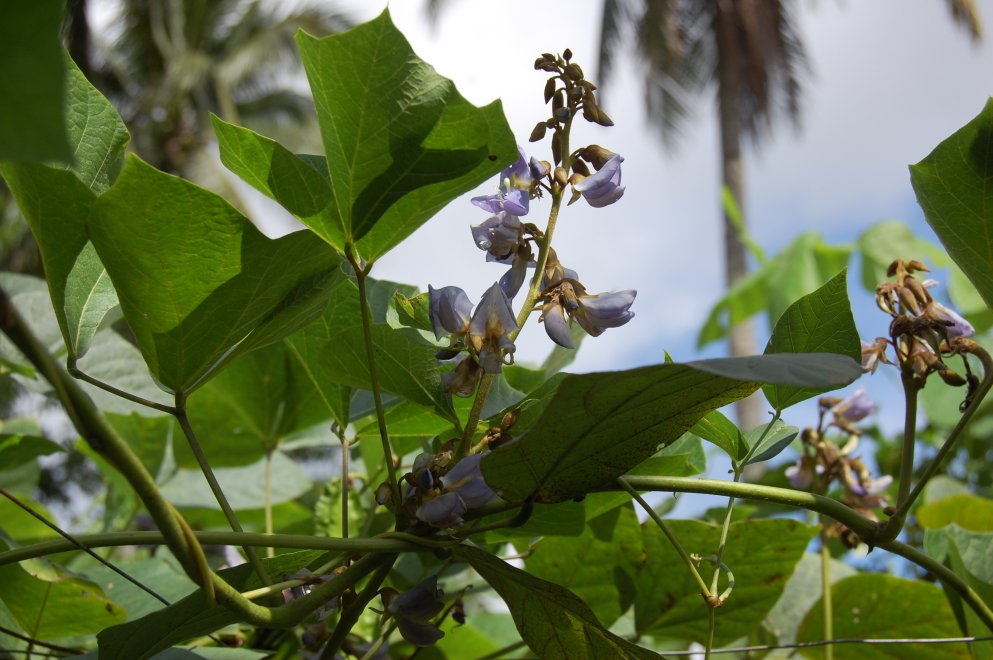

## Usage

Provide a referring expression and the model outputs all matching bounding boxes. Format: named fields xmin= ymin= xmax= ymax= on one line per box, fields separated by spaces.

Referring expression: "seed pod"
xmin=544 ymin=77 xmax=557 ymax=104
xmin=529 ymin=121 xmax=547 ymax=142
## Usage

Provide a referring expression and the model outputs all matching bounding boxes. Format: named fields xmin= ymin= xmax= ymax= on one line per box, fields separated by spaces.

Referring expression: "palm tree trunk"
xmin=716 ymin=0 xmax=765 ymax=432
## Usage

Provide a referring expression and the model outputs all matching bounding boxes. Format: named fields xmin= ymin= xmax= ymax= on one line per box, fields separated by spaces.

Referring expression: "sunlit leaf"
xmin=763 ymin=269 xmax=861 ymax=410
xmin=911 ymin=98 xmax=993 ymax=312
xmin=296 ymin=9 xmax=517 ymax=261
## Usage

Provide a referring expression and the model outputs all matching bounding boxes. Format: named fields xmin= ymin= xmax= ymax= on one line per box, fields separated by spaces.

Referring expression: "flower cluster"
xmin=430 ymin=51 xmax=637 ymax=395
xmin=787 ymin=388 xmax=892 ymax=548
xmin=402 ymin=452 xmax=498 ymax=528
xmin=866 ymin=259 xmax=976 ymax=390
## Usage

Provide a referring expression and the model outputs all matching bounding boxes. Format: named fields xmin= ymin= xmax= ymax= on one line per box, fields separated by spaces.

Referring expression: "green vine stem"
xmin=175 ymin=392 xmax=271 ymax=585
xmin=0 ymin=531 xmax=438 ymax=567
xmin=617 ymin=478 xmax=713 ymax=602
xmin=348 ymin=249 xmax=400 ymax=508
xmin=459 ymin=372 xmax=494 ymax=457
xmin=67 ymin=357 xmax=177 ymax=415
xmin=875 ymin=341 xmax=993 ymax=545
xmin=621 ymin=475 xmax=993 ymax=633
xmin=264 ymin=448 xmax=275 ymax=559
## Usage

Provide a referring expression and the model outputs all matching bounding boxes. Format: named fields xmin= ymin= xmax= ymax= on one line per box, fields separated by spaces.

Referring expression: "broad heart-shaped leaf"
xmin=0 ymin=558 xmax=126 ymax=640
xmin=911 ymin=99 xmax=993 ymax=312
xmin=525 ymin=505 xmax=643 ymax=628
xmin=917 ymin=493 xmax=993 ymax=531
xmin=160 ymin=451 xmax=311 ymax=510
xmin=635 ymin=519 xmax=816 ymax=644
xmin=454 ymin=545 xmax=660 ymax=659
xmin=210 ymin=114 xmax=343 ymax=250
xmin=926 ymin=525 xmax=993 ymax=654
xmin=481 ymin=361 xmax=759 ymax=504
xmin=797 ymin=574 xmax=968 ymax=659
xmin=0 ymin=58 xmax=129 ymax=358
xmin=698 ymin=231 xmax=852 ymax=348
xmin=296 ymin=10 xmax=517 ymax=261
xmin=0 ymin=4 xmax=71 ymax=162
xmin=88 ymin=155 xmax=343 ymax=393
xmin=763 ymin=269 xmax=861 ymax=410
xmin=97 ymin=551 xmax=322 ymax=660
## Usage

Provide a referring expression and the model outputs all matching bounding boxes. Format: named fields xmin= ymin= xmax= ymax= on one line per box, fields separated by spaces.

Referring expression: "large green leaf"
xmin=159 ymin=451 xmax=311 ymax=511
xmin=911 ymin=99 xmax=993 ymax=312
xmin=0 ymin=558 xmax=126 ymax=640
xmin=296 ymin=10 xmax=517 ymax=261
xmin=634 ymin=519 xmax=816 ymax=644
xmin=482 ymin=361 xmax=757 ymax=504
xmin=698 ymin=232 xmax=852 ymax=348
xmin=525 ymin=505 xmax=644 ymax=628
xmin=686 ymin=353 xmax=861 ymax=389
xmin=182 ymin=342 xmax=333 ymax=468
xmin=926 ymin=525 xmax=993 ymax=654
xmin=454 ymin=545 xmax=659 ymax=659
xmin=0 ymin=59 xmax=129 ymax=358
xmin=0 ymin=3 xmax=71 ymax=162
xmin=857 ymin=220 xmax=950 ymax=292
xmin=211 ymin=115 xmax=343 ymax=250
xmin=74 ymin=329 xmax=173 ymax=416
xmin=917 ymin=493 xmax=993 ymax=531
xmin=763 ymin=269 xmax=861 ymax=410
xmin=97 ymin=551 xmax=322 ymax=660
xmin=689 ymin=410 xmax=746 ymax=462
xmin=88 ymin=155 xmax=342 ymax=393
xmin=797 ymin=574 xmax=968 ymax=658
xmin=763 ymin=552 xmax=855 ymax=645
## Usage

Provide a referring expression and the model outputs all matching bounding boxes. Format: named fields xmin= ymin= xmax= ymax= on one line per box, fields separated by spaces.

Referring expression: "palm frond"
xmin=945 ymin=0 xmax=983 ymax=42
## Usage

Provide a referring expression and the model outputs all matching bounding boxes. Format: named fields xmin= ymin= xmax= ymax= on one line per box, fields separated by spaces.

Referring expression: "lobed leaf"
xmin=295 ymin=10 xmax=517 ymax=261
xmin=88 ymin=155 xmax=342 ymax=393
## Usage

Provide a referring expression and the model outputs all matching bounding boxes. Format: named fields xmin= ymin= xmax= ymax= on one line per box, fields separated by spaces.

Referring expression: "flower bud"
xmin=529 ymin=121 xmax=547 ymax=142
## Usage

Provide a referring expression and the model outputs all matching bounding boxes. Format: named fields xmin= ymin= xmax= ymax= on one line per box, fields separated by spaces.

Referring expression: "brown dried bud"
xmin=552 ymin=89 xmax=565 ymax=111
xmin=907 ymin=260 xmax=930 ymax=273
xmin=596 ymin=109 xmax=615 ymax=127
xmin=551 ymin=132 xmax=561 ymax=164
xmin=886 ymin=259 xmax=900 ymax=278
xmin=529 ymin=121 xmax=547 ymax=142
xmin=582 ymin=103 xmax=600 ymax=123
xmin=544 ymin=78 xmax=557 ymax=104
xmin=564 ymin=62 xmax=584 ymax=81
xmin=554 ymin=166 xmax=569 ymax=187
xmin=501 ymin=408 xmax=521 ymax=432
xmin=571 ymin=158 xmax=591 ymax=177
xmin=903 ymin=275 xmax=931 ymax=306
xmin=898 ymin=287 xmax=921 ymax=315
xmin=375 ymin=482 xmax=394 ymax=507
xmin=563 ymin=48 xmax=573 ymax=61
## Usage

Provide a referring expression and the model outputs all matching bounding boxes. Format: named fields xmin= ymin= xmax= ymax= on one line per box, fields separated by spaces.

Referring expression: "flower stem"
xmin=349 ymin=250 xmax=401 ymax=510
xmin=264 ymin=448 xmax=274 ymax=559
xmin=67 ymin=357 xmax=176 ymax=414
xmin=618 ymin=478 xmax=713 ymax=601
xmin=320 ymin=554 xmax=397 ymax=660
xmin=458 ymin=372 xmax=494 ymax=458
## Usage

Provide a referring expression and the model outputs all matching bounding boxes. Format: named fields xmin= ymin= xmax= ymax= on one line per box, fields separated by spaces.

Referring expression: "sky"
xmin=292 ymin=0 xmax=990 ymax=438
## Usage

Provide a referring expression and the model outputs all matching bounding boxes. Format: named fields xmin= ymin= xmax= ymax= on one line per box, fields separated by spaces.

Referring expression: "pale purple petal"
xmin=542 ymin=302 xmax=574 ymax=348
xmin=441 ymin=454 xmax=497 ymax=508
xmin=429 ymin=285 xmax=473 ymax=340
xmin=933 ymin=301 xmax=975 ymax=339
xmin=415 ymin=491 xmax=468 ymax=527
xmin=574 ymin=155 xmax=625 ymax=208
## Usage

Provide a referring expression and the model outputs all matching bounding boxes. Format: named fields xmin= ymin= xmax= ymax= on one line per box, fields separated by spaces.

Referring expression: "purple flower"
xmin=541 ymin=301 xmax=574 ymax=348
xmin=860 ymin=338 xmax=891 ymax=374
xmin=468 ymin=283 xmax=517 ymax=373
xmin=441 ymin=354 xmax=482 ymax=397
xmin=573 ymin=289 xmax=636 ymax=337
xmin=415 ymin=491 xmax=468 ymax=527
xmin=440 ymin=454 xmax=497 ymax=508
xmin=429 ymin=286 xmax=473 ymax=340
xmin=385 ymin=576 xmax=446 ymax=647
xmin=574 ymin=155 xmax=625 ymax=208
xmin=831 ymin=387 xmax=874 ymax=422
xmin=471 ymin=147 xmax=533 ymax=216
xmin=471 ymin=212 xmax=524 ymax=262
xmin=932 ymin=301 xmax=974 ymax=339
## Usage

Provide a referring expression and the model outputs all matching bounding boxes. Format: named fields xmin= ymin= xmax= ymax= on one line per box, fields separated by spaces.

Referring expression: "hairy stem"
xmin=175 ymin=393 xmax=271 ymax=585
